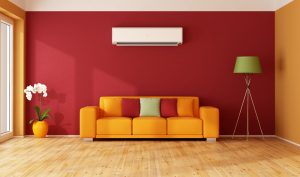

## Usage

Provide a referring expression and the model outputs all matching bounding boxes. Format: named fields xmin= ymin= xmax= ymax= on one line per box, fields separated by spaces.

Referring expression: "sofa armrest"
xmin=80 ymin=106 xmax=99 ymax=138
xmin=200 ymin=106 xmax=219 ymax=138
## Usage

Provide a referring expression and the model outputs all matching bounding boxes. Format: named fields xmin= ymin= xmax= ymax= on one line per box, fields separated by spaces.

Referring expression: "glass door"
xmin=0 ymin=13 xmax=13 ymax=142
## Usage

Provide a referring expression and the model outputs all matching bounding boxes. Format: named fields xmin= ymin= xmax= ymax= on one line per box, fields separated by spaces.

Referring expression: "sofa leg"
xmin=206 ymin=138 xmax=216 ymax=142
xmin=83 ymin=138 xmax=93 ymax=141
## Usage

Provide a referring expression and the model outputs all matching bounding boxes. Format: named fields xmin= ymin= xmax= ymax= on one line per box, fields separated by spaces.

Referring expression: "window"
xmin=0 ymin=13 xmax=13 ymax=140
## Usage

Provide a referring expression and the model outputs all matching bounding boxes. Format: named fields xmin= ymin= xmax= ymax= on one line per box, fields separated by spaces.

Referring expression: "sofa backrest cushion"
xmin=160 ymin=98 xmax=178 ymax=117
xmin=100 ymin=97 xmax=122 ymax=117
xmin=177 ymin=98 xmax=194 ymax=117
xmin=100 ymin=96 xmax=199 ymax=117
xmin=122 ymin=98 xmax=140 ymax=117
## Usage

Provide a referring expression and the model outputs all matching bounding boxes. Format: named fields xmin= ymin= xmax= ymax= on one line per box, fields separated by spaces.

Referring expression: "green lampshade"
xmin=234 ymin=56 xmax=262 ymax=74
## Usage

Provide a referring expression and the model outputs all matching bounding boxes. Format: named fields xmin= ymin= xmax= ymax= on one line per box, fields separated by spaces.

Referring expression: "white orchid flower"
xmin=33 ymin=83 xmax=43 ymax=94
xmin=27 ymin=85 xmax=34 ymax=91
xmin=32 ymin=84 xmax=37 ymax=93
xmin=24 ymin=83 xmax=48 ymax=100
xmin=24 ymin=85 xmax=33 ymax=93
xmin=41 ymin=84 xmax=47 ymax=92
xmin=26 ymin=92 xmax=32 ymax=101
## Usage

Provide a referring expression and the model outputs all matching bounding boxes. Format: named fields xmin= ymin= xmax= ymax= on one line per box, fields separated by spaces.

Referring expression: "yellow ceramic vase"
xmin=32 ymin=120 xmax=48 ymax=138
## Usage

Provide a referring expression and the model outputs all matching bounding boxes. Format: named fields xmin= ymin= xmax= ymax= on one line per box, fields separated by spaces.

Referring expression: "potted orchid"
xmin=24 ymin=83 xmax=50 ymax=138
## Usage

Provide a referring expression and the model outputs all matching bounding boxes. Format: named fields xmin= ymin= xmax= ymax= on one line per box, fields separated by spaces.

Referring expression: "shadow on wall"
xmin=277 ymin=56 xmax=285 ymax=72
xmin=26 ymin=12 xmax=275 ymax=135
xmin=47 ymin=90 xmax=68 ymax=135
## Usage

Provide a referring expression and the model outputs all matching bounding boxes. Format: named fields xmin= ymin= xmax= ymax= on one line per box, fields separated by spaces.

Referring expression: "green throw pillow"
xmin=140 ymin=98 xmax=161 ymax=117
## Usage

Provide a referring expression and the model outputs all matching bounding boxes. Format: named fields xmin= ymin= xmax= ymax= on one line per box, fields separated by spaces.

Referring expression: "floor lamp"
xmin=232 ymin=56 xmax=264 ymax=140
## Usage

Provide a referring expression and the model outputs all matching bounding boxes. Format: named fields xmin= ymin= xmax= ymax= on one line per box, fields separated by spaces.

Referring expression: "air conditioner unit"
xmin=112 ymin=27 xmax=183 ymax=46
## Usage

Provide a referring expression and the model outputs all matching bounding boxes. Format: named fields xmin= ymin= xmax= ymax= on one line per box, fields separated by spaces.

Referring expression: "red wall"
xmin=26 ymin=12 xmax=275 ymax=135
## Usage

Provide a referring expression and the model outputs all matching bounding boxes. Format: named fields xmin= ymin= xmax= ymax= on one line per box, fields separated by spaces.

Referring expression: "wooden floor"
xmin=0 ymin=138 xmax=300 ymax=177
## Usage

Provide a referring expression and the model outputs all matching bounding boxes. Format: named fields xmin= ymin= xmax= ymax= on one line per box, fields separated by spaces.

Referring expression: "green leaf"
xmin=34 ymin=105 xmax=41 ymax=120
xmin=41 ymin=108 xmax=50 ymax=121
xmin=29 ymin=119 xmax=35 ymax=124
xmin=40 ymin=117 xmax=47 ymax=121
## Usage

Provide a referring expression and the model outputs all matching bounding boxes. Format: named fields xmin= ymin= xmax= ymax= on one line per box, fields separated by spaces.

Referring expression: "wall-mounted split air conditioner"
xmin=112 ymin=27 xmax=183 ymax=46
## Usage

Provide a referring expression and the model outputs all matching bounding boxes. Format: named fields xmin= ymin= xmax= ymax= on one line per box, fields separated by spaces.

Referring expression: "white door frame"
xmin=0 ymin=13 xmax=14 ymax=143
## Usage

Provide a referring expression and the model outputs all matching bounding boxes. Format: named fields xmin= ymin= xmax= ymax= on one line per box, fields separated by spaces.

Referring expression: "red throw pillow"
xmin=160 ymin=98 xmax=177 ymax=117
xmin=122 ymin=98 xmax=140 ymax=117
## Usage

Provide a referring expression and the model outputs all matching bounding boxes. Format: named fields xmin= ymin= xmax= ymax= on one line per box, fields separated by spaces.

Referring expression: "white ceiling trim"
xmin=9 ymin=0 xmax=294 ymax=11
xmin=9 ymin=0 xmax=25 ymax=9
xmin=274 ymin=0 xmax=294 ymax=10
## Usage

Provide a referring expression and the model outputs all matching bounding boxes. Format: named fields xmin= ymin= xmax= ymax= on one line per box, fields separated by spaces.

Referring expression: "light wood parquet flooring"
xmin=0 ymin=137 xmax=300 ymax=177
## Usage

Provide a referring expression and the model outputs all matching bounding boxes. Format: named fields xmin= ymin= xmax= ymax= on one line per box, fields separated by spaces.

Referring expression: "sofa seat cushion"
xmin=167 ymin=117 xmax=203 ymax=135
xmin=97 ymin=117 xmax=132 ymax=135
xmin=133 ymin=117 xmax=166 ymax=135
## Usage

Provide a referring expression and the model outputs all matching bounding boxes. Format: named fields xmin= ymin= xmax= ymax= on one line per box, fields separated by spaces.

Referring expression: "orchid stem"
xmin=39 ymin=94 xmax=42 ymax=121
xmin=39 ymin=94 xmax=42 ymax=107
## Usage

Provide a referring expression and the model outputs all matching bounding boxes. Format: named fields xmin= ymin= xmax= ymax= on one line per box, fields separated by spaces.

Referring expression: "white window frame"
xmin=0 ymin=13 xmax=14 ymax=143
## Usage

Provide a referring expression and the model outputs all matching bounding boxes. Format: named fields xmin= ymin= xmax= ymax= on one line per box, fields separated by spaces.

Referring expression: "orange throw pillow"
xmin=177 ymin=98 xmax=194 ymax=117
xmin=103 ymin=98 xmax=122 ymax=117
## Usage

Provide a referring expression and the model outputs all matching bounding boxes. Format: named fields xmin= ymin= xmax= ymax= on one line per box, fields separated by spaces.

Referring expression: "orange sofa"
xmin=80 ymin=96 xmax=219 ymax=141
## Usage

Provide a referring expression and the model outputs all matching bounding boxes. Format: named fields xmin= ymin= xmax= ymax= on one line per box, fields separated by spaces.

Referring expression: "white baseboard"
xmin=24 ymin=135 xmax=275 ymax=138
xmin=47 ymin=135 xmax=80 ymax=138
xmin=221 ymin=134 xmax=300 ymax=148
xmin=276 ymin=136 xmax=300 ymax=148
xmin=25 ymin=135 xmax=80 ymax=138
xmin=220 ymin=135 xmax=276 ymax=138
